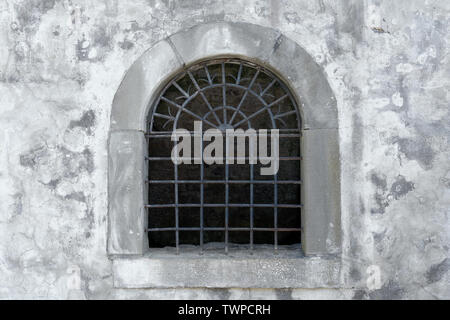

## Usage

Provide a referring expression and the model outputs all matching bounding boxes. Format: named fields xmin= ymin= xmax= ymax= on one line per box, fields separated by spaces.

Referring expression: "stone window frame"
xmin=108 ymin=22 xmax=341 ymax=289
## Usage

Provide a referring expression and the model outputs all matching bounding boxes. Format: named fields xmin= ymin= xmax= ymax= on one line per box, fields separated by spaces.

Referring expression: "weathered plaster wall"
xmin=0 ymin=0 xmax=448 ymax=299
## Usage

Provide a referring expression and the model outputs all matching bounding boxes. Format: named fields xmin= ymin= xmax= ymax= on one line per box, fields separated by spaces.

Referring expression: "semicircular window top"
xmin=146 ymin=58 xmax=302 ymax=253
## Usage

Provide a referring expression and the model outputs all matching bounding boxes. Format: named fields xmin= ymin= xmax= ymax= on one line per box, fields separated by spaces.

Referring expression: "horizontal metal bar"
xmin=148 ymin=227 xmax=302 ymax=232
xmin=147 ymin=129 xmax=302 ymax=135
xmin=146 ymin=203 xmax=302 ymax=208
xmin=146 ymin=133 xmax=302 ymax=138
xmin=147 ymin=179 xmax=302 ymax=184
xmin=145 ymin=156 xmax=302 ymax=161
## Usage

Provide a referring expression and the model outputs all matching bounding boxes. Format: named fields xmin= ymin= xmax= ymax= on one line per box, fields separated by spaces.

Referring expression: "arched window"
xmin=146 ymin=58 xmax=302 ymax=252
xmin=108 ymin=23 xmax=341 ymax=289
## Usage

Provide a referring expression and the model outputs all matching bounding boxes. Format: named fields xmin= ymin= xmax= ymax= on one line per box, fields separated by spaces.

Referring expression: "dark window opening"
xmin=146 ymin=58 xmax=302 ymax=253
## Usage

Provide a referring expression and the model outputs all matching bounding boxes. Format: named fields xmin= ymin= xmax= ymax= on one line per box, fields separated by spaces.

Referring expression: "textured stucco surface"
xmin=0 ymin=0 xmax=449 ymax=299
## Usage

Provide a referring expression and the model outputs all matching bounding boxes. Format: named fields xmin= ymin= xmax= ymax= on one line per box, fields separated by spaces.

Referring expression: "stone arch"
xmin=111 ymin=22 xmax=338 ymax=131
xmin=108 ymin=21 xmax=340 ymax=256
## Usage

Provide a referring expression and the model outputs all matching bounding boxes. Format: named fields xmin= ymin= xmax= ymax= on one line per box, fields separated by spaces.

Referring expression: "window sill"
xmin=111 ymin=247 xmax=342 ymax=289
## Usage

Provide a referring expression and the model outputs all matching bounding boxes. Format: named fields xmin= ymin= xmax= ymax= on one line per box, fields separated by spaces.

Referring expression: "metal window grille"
xmin=146 ymin=58 xmax=302 ymax=253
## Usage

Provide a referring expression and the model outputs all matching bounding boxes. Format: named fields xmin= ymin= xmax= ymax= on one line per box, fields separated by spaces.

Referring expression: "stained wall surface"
xmin=0 ymin=0 xmax=448 ymax=299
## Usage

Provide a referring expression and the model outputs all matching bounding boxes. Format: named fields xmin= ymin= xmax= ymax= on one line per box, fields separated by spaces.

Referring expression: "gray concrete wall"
xmin=0 ymin=0 xmax=448 ymax=299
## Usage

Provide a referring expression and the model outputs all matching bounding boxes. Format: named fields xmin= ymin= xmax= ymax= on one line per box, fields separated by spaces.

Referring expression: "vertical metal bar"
xmin=273 ymin=133 xmax=278 ymax=252
xmin=250 ymin=163 xmax=254 ymax=251
xmin=299 ymin=133 xmax=302 ymax=245
xmin=225 ymin=162 xmax=229 ymax=254
xmin=223 ymin=62 xmax=228 ymax=253
xmin=174 ymin=143 xmax=179 ymax=254
xmin=274 ymin=177 xmax=278 ymax=252
xmin=222 ymin=62 xmax=227 ymax=124
xmin=200 ymin=135 xmax=204 ymax=253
